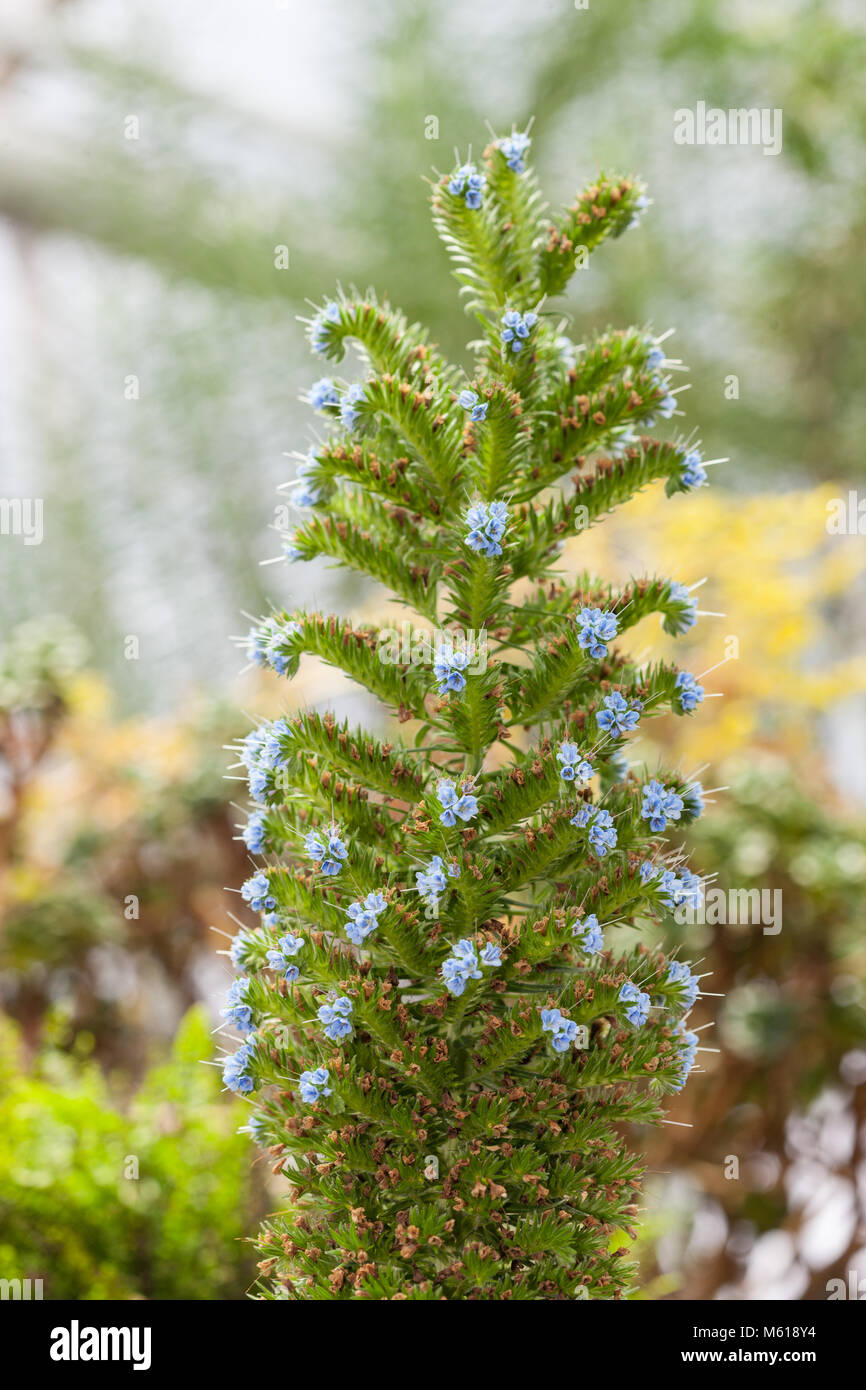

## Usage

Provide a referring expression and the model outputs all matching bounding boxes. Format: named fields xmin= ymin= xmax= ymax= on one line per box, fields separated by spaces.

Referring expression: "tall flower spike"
xmin=230 ymin=130 xmax=717 ymax=1302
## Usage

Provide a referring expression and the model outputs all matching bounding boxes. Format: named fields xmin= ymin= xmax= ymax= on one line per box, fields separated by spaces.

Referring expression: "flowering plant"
xmin=225 ymin=131 xmax=713 ymax=1301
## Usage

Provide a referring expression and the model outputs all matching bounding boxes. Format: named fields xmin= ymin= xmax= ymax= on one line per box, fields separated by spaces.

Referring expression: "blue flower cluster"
xmin=243 ymin=811 xmax=267 ymax=856
xmin=557 ymin=742 xmax=594 ymax=783
xmin=457 ymin=389 xmax=488 ymax=422
xmin=244 ymin=620 xmax=301 ymax=677
xmin=681 ymin=449 xmax=708 ymax=490
xmin=572 ymin=913 xmax=604 ymax=954
xmin=240 ymin=717 xmax=292 ymax=803
xmin=465 ymin=501 xmax=508 ymax=557
xmin=442 ymin=937 xmax=501 ymax=996
xmin=645 ymin=339 xmax=666 ymax=370
xmin=304 ymin=824 xmax=348 ymax=876
xmin=222 ymin=977 xmax=254 ymax=1035
xmin=266 ymin=931 xmax=304 ymax=980
xmin=597 ymin=691 xmax=642 ymax=738
xmin=241 ymin=871 xmax=276 ymax=914
xmin=299 ymin=1067 xmax=331 ymax=1104
xmin=641 ymin=780 xmax=684 ymax=833
xmin=433 ymin=644 xmax=471 ymax=695
xmin=448 ymin=162 xmax=485 ymax=208
xmin=290 ymin=455 xmax=324 ymax=509
xmin=500 ymin=309 xmax=537 ymax=353
xmin=229 ymin=931 xmax=253 ymax=968
xmin=415 ymin=855 xmax=460 ymax=915
xmin=223 ymin=1039 xmax=256 ymax=1094
xmin=310 ymin=300 xmax=340 ymax=353
xmin=437 ymin=779 xmax=479 ymax=826
xmin=683 ymin=781 xmax=705 ymax=818
xmin=541 ymin=1007 xmax=579 ymax=1052
xmin=345 ymin=891 xmax=386 ymax=946
xmin=619 ymin=981 xmax=651 ymax=1028
xmin=498 ymin=131 xmax=531 ymax=172
xmin=658 ymin=867 xmax=703 ymax=913
xmin=309 ymin=377 xmax=339 ymax=411
xmin=668 ymin=581 xmax=698 ymax=630
xmin=570 ymin=803 xmax=618 ymax=857
xmin=666 ymin=959 xmax=701 ymax=1008
xmin=672 ymin=1024 xmax=700 ymax=1090
xmin=675 ymin=670 xmax=705 ymax=712
xmin=340 ymin=383 xmax=365 ymax=430
xmin=318 ymin=995 xmax=353 ymax=1042
xmin=576 ymin=606 xmax=619 ymax=659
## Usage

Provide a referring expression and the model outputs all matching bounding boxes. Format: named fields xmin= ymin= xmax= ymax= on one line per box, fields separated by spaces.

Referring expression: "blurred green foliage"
xmin=0 ymin=1007 xmax=259 ymax=1300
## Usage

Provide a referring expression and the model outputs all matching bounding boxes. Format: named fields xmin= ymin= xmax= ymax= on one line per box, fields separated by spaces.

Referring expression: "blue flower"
xmin=681 ymin=449 xmax=708 ymax=490
xmin=345 ymin=892 xmax=386 ymax=946
xmin=309 ymin=301 xmax=340 ymax=354
xmin=221 ymin=978 xmax=255 ymax=1035
xmin=304 ymin=824 xmax=348 ymax=876
xmin=437 ymin=778 xmax=478 ymax=826
xmin=415 ymin=854 xmax=459 ymax=914
xmin=498 ymin=131 xmax=531 ymax=172
xmin=266 ymin=932 xmax=304 ymax=981
xmin=433 ymin=644 xmax=471 ymax=694
xmin=557 ymin=742 xmax=594 ymax=784
xmin=658 ymin=869 xmax=703 ymax=913
xmin=656 ymin=388 xmax=677 ymax=418
xmin=500 ymin=309 xmax=538 ymax=354
xmin=457 ymin=389 xmax=488 ymax=422
xmin=441 ymin=936 xmax=499 ymax=995
xmin=241 ymin=871 xmax=276 ymax=915
xmin=229 ymin=931 xmax=253 ymax=968
xmin=641 ymin=779 xmax=684 ymax=834
xmin=222 ymin=1039 xmax=256 ymax=1094
xmin=628 ymin=193 xmax=649 ymax=228
xmin=576 ymin=607 xmax=619 ymax=659
xmin=448 ymin=162 xmax=485 ymax=209
xmin=570 ymin=804 xmax=593 ymax=829
xmin=299 ymin=1067 xmax=331 ymax=1104
xmin=619 ymin=981 xmax=651 ymax=1027
xmin=464 ymin=501 xmax=508 ymax=557
xmin=243 ymin=812 xmax=267 ymax=856
xmin=675 ymin=670 xmax=705 ymax=713
xmin=639 ymin=859 xmax=659 ymax=884
xmin=340 ymin=383 xmax=366 ymax=430
xmin=540 ymin=1007 xmax=579 ymax=1052
xmin=645 ymin=340 xmax=666 ymax=370
xmin=588 ymin=808 xmax=617 ymax=857
xmin=309 ymin=377 xmax=339 ymax=410
xmin=290 ymin=455 xmax=324 ymax=509
xmin=442 ymin=939 xmax=482 ymax=996
xmin=318 ymin=995 xmax=353 ymax=1042
xmin=672 ymin=1025 xmax=700 ymax=1090
xmin=572 ymin=914 xmax=603 ymax=954
xmin=666 ymin=959 xmax=701 ymax=1009
xmin=683 ymin=781 xmax=705 ymax=819
xmin=597 ymin=691 xmax=642 ymax=737
xmin=668 ymin=581 xmax=698 ymax=631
